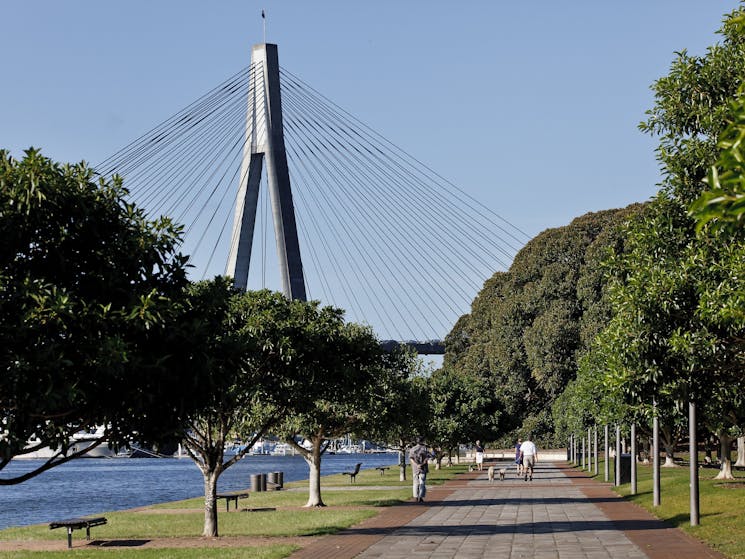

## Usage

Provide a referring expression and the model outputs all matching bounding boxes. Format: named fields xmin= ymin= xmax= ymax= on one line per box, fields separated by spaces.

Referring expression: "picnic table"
xmin=375 ymin=466 xmax=390 ymax=476
xmin=216 ymin=490 xmax=250 ymax=511
xmin=49 ymin=516 xmax=107 ymax=548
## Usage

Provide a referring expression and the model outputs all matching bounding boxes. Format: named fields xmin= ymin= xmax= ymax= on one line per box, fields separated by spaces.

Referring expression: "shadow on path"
xmin=335 ymin=519 xmax=671 ymax=538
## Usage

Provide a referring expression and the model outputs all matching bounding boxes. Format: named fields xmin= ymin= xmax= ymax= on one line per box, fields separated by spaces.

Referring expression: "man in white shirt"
xmin=519 ymin=434 xmax=538 ymax=481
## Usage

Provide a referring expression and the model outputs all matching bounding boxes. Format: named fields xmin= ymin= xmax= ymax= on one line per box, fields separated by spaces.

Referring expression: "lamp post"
xmin=653 ymin=399 xmax=660 ymax=506
xmin=594 ymin=425 xmax=599 ymax=476
xmin=615 ymin=424 xmax=621 ymax=486
xmin=604 ymin=424 xmax=609 ymax=482
xmin=689 ymin=400 xmax=699 ymax=525
xmin=631 ymin=423 xmax=637 ymax=495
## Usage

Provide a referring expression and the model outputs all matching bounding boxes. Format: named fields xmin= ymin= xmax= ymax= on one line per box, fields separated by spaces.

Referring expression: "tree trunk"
xmin=304 ymin=437 xmax=325 ymax=507
xmin=662 ymin=439 xmax=678 ymax=467
xmin=398 ymin=445 xmax=407 ymax=481
xmin=202 ymin=469 xmax=220 ymax=537
xmin=714 ymin=432 xmax=734 ymax=480
xmin=735 ymin=437 xmax=745 ymax=467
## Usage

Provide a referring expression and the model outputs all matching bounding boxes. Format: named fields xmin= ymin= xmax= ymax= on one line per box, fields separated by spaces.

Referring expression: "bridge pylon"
xmin=227 ymin=43 xmax=306 ymax=300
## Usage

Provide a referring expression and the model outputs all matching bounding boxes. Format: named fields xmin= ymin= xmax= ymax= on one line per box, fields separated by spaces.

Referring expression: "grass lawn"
xmin=581 ymin=457 xmax=745 ymax=559
xmin=0 ymin=463 xmax=468 ymax=558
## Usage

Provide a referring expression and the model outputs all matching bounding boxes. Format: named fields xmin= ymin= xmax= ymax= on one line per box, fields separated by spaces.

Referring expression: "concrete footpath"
xmin=290 ymin=461 xmax=725 ymax=559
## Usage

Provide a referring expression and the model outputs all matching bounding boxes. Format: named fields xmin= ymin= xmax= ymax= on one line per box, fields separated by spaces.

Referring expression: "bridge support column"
xmin=227 ymin=43 xmax=306 ymax=300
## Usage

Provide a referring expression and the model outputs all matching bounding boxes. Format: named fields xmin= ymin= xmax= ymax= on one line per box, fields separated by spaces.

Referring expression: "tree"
xmin=177 ymin=282 xmax=373 ymax=536
xmin=278 ymin=321 xmax=416 ymax=507
xmin=425 ymin=367 xmax=498 ymax=468
xmin=444 ymin=205 xmax=641 ymax=445
xmin=0 ymin=149 xmax=192 ymax=483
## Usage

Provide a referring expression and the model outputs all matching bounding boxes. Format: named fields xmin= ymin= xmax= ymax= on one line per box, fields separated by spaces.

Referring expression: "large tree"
xmin=0 ymin=149 xmax=192 ymax=483
xmin=445 ymin=205 xmax=641 ymax=445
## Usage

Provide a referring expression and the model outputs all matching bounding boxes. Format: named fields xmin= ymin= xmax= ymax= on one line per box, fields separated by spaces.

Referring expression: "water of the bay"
xmin=0 ymin=453 xmax=398 ymax=530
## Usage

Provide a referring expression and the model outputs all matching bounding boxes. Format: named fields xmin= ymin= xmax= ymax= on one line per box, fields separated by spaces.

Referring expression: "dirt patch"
xmin=0 ymin=535 xmax=316 ymax=552
xmin=714 ymin=482 xmax=745 ymax=489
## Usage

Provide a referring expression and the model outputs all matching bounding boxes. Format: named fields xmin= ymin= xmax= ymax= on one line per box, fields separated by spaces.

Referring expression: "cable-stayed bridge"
xmin=96 ymin=44 xmax=530 ymax=352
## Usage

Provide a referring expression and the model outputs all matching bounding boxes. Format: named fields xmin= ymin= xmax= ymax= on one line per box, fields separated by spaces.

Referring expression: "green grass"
xmin=576 ymin=458 xmax=745 ymax=559
xmin=0 ymin=462 xmax=469 ymax=558
xmin=0 ymin=507 xmax=377 ymax=541
xmin=0 ymin=545 xmax=298 ymax=559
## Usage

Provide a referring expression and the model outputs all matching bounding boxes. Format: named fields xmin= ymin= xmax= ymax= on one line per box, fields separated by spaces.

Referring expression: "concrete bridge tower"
xmin=227 ymin=43 xmax=306 ymax=300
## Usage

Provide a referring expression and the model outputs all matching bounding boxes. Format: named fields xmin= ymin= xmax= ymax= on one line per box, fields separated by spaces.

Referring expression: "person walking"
xmin=519 ymin=434 xmax=538 ymax=481
xmin=409 ymin=437 xmax=430 ymax=502
xmin=474 ymin=440 xmax=485 ymax=471
xmin=515 ymin=438 xmax=523 ymax=477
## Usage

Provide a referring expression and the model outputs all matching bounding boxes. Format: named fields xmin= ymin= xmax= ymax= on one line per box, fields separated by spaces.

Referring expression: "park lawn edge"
xmin=574 ymin=458 xmax=745 ymax=559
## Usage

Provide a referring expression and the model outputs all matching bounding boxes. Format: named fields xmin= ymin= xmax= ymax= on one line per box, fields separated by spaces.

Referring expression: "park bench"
xmin=49 ymin=516 xmax=107 ymax=548
xmin=342 ymin=462 xmax=362 ymax=483
xmin=216 ymin=490 xmax=250 ymax=511
xmin=375 ymin=466 xmax=390 ymax=476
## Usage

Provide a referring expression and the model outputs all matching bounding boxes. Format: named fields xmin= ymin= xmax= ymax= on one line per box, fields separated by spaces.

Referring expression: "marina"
xmin=0 ymin=453 xmax=397 ymax=531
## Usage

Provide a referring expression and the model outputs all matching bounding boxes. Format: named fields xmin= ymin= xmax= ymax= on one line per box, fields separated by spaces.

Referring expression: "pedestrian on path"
xmin=474 ymin=440 xmax=485 ymax=471
xmin=409 ymin=437 xmax=430 ymax=502
xmin=519 ymin=434 xmax=538 ymax=481
xmin=515 ymin=438 xmax=523 ymax=477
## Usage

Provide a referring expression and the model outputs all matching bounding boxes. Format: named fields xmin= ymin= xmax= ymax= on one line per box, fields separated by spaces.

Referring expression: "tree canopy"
xmin=0 ymin=149 xmax=193 ymax=483
xmin=581 ymin=5 xmax=745 ymax=478
xmin=443 ymin=205 xmax=641 ymax=444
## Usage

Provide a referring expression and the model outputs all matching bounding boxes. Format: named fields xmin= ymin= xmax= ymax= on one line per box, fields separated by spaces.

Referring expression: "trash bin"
xmin=618 ymin=453 xmax=632 ymax=484
xmin=250 ymin=473 xmax=266 ymax=492
xmin=268 ymin=471 xmax=283 ymax=490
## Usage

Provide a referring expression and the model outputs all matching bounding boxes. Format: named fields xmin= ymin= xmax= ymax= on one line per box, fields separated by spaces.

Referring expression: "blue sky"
xmin=0 ymin=2 xmax=736 ymax=350
xmin=2 ymin=2 xmax=732 ymax=236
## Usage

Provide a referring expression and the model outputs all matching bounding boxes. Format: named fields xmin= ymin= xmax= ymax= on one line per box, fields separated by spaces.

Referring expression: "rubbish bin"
xmin=250 ymin=473 xmax=266 ymax=492
xmin=618 ymin=453 xmax=632 ymax=484
xmin=268 ymin=471 xmax=283 ymax=490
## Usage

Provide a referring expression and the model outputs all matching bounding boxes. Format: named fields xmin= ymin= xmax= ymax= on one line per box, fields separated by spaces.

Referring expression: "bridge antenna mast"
xmin=227 ymin=43 xmax=307 ymax=301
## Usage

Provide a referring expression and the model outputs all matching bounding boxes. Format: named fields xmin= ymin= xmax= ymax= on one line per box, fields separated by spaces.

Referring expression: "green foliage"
xmin=0 ymin=148 xmax=191 ymax=481
xmin=692 ymin=88 xmax=745 ymax=232
xmin=425 ymin=366 xmax=498 ymax=455
xmin=279 ymin=321 xmax=416 ymax=443
xmin=444 ymin=205 xmax=640 ymax=444
xmin=585 ymin=6 xmax=745 ymax=442
xmin=363 ymin=355 xmax=430 ymax=452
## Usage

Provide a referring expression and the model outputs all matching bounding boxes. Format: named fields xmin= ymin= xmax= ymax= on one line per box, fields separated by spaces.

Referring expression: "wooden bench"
xmin=216 ymin=491 xmax=250 ymax=511
xmin=342 ymin=462 xmax=362 ymax=483
xmin=375 ymin=466 xmax=390 ymax=476
xmin=49 ymin=516 xmax=107 ymax=548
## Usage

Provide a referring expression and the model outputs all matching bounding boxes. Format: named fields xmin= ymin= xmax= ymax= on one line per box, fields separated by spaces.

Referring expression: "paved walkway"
xmin=291 ymin=461 xmax=725 ymax=559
